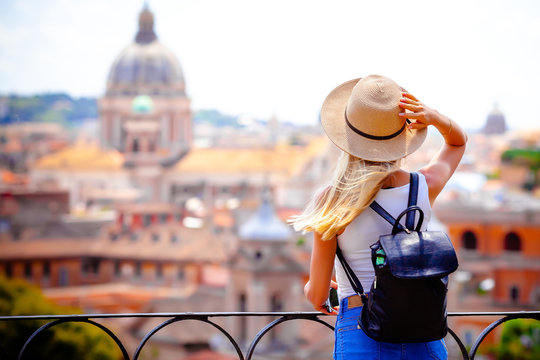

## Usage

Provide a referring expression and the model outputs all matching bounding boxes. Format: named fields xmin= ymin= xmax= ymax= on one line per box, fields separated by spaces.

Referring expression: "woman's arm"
xmin=304 ymin=231 xmax=338 ymax=314
xmin=399 ymin=92 xmax=468 ymax=205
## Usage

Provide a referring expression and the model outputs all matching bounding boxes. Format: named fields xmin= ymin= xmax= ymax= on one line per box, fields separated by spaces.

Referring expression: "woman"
xmin=292 ymin=75 xmax=467 ymax=359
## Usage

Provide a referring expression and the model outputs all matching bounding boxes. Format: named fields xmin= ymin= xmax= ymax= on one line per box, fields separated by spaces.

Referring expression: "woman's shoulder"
xmin=418 ymin=165 xmax=445 ymax=190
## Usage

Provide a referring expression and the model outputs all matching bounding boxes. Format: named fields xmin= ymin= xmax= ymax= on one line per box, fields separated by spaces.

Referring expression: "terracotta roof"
xmin=32 ymin=142 xmax=124 ymax=172
xmin=172 ymin=137 xmax=329 ymax=176
xmin=0 ymin=225 xmax=227 ymax=263
xmin=44 ymin=282 xmax=194 ymax=302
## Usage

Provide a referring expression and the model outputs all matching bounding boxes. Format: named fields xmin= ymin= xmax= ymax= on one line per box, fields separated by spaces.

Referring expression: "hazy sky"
xmin=1 ymin=0 xmax=540 ymax=130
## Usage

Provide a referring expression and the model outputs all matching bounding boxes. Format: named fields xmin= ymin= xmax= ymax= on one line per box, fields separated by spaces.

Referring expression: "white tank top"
xmin=334 ymin=172 xmax=432 ymax=301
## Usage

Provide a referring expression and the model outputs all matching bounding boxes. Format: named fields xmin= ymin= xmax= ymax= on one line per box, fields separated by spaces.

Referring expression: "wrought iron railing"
xmin=0 ymin=311 xmax=538 ymax=360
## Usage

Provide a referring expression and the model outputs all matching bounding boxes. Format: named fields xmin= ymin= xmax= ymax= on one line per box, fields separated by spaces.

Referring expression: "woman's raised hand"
xmin=398 ymin=92 xmax=441 ymax=131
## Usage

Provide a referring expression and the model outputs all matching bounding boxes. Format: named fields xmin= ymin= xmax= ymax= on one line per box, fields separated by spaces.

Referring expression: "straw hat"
xmin=320 ymin=75 xmax=427 ymax=161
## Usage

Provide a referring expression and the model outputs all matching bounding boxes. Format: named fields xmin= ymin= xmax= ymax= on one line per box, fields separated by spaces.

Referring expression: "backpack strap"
xmin=335 ymin=246 xmax=368 ymax=304
xmin=369 ymin=202 xmax=405 ymax=231
xmin=370 ymin=172 xmax=419 ymax=231
xmin=405 ymin=172 xmax=419 ymax=229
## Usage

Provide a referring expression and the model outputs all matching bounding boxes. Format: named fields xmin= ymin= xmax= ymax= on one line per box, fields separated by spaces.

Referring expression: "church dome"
xmin=239 ymin=192 xmax=293 ymax=242
xmin=482 ymin=103 xmax=507 ymax=134
xmin=106 ymin=6 xmax=186 ymax=97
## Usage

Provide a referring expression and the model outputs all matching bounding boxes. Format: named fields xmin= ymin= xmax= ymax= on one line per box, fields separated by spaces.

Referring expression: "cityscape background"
xmin=0 ymin=1 xmax=539 ymax=360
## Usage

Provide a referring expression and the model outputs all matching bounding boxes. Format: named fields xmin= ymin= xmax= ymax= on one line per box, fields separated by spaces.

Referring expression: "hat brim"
xmin=320 ymin=78 xmax=427 ymax=162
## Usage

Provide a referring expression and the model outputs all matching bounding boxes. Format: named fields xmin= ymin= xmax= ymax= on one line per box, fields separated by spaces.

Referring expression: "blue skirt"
xmin=334 ymin=297 xmax=448 ymax=360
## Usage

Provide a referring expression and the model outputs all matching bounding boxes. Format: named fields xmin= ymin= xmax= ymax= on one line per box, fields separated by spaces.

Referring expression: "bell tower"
xmin=227 ymin=190 xmax=305 ymax=349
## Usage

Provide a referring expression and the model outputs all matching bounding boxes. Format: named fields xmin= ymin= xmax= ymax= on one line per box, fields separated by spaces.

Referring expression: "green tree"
xmin=0 ymin=276 xmax=121 ymax=360
xmin=490 ymin=319 xmax=540 ymax=360
xmin=0 ymin=94 xmax=98 ymax=126
xmin=501 ymin=149 xmax=540 ymax=191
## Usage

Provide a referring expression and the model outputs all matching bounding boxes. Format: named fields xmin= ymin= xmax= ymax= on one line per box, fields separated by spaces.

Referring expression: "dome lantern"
xmin=135 ymin=4 xmax=157 ymax=44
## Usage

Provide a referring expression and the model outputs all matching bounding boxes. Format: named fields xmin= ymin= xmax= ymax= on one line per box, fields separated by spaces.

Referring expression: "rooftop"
xmin=32 ymin=142 xmax=124 ymax=172
xmin=172 ymin=137 xmax=329 ymax=176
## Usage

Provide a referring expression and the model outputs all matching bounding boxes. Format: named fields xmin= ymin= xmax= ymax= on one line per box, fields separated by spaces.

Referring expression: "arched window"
xmin=462 ymin=231 xmax=478 ymax=250
xmin=271 ymin=294 xmax=283 ymax=312
xmin=24 ymin=262 xmax=32 ymax=279
xmin=132 ymin=138 xmax=140 ymax=153
xmin=504 ymin=232 xmax=521 ymax=252
xmin=510 ymin=286 xmax=520 ymax=303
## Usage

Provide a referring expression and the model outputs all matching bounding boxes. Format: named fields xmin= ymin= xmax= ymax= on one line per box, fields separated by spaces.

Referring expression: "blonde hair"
xmin=291 ymin=152 xmax=400 ymax=241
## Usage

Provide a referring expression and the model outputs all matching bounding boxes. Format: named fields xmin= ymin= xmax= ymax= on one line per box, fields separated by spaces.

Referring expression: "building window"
xmin=462 ymin=231 xmax=478 ymax=250
xmin=5 ymin=262 xmax=12 ymax=278
xmin=464 ymin=331 xmax=474 ymax=347
xmin=239 ymin=293 xmax=247 ymax=342
xmin=531 ymin=287 xmax=540 ymax=304
xmin=177 ymin=267 xmax=185 ymax=280
xmin=81 ymin=258 xmax=101 ymax=276
xmin=159 ymin=213 xmax=168 ymax=223
xmin=59 ymin=267 xmax=69 ymax=287
xmin=170 ymin=233 xmax=179 ymax=243
xmin=109 ymin=232 xmax=118 ymax=241
xmin=130 ymin=232 xmax=139 ymax=242
xmin=114 ymin=260 xmax=121 ymax=277
xmin=135 ymin=262 xmax=142 ymax=278
xmin=11 ymin=226 xmax=22 ymax=241
xmin=271 ymin=294 xmax=283 ymax=312
xmin=510 ymin=286 xmax=520 ymax=303
xmin=504 ymin=232 xmax=521 ymax=252
xmin=151 ymin=233 xmax=160 ymax=242
xmin=143 ymin=214 xmax=152 ymax=227
xmin=132 ymin=138 xmax=140 ymax=153
xmin=0 ymin=218 xmax=10 ymax=233
xmin=156 ymin=263 xmax=163 ymax=279
xmin=43 ymin=261 xmax=51 ymax=279
xmin=24 ymin=262 xmax=32 ymax=279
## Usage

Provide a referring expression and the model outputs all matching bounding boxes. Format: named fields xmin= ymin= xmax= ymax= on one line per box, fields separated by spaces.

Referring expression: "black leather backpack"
xmin=336 ymin=172 xmax=458 ymax=343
